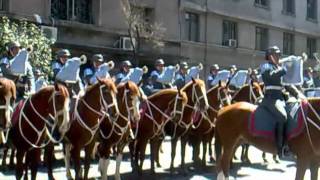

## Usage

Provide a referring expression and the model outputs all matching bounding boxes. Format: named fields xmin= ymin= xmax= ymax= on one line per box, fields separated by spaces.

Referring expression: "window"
xmin=283 ymin=32 xmax=295 ymax=55
xmin=222 ymin=20 xmax=237 ymax=46
xmin=255 ymin=27 xmax=269 ymax=51
xmin=51 ymin=0 xmax=93 ymax=24
xmin=0 ymin=0 xmax=8 ymax=11
xmin=283 ymin=0 xmax=295 ymax=15
xmin=255 ymin=0 xmax=269 ymax=7
xmin=185 ymin=12 xmax=199 ymax=42
xmin=307 ymin=0 xmax=317 ymax=20
xmin=307 ymin=37 xmax=317 ymax=58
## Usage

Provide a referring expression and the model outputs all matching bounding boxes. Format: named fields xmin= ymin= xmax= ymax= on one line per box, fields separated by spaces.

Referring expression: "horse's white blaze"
xmin=59 ymin=97 xmax=70 ymax=134
xmin=64 ymin=144 xmax=72 ymax=179
xmin=217 ymin=171 xmax=225 ymax=180
xmin=133 ymin=96 xmax=140 ymax=121
xmin=115 ymin=154 xmax=123 ymax=180
xmin=4 ymin=94 xmax=11 ymax=128
xmin=112 ymin=92 xmax=119 ymax=115
xmin=99 ymin=158 xmax=110 ymax=180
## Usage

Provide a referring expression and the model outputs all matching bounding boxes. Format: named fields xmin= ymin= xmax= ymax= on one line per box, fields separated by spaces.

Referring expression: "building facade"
xmin=0 ymin=0 xmax=319 ymax=77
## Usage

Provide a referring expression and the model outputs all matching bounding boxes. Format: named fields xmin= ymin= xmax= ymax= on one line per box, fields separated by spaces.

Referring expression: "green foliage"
xmin=0 ymin=16 xmax=54 ymax=75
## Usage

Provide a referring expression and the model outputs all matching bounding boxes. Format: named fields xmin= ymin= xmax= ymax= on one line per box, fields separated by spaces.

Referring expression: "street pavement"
xmin=0 ymin=138 xmax=312 ymax=180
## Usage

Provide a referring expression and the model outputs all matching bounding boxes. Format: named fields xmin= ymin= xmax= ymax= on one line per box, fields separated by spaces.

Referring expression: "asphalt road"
xmin=0 ymin=137 xmax=311 ymax=180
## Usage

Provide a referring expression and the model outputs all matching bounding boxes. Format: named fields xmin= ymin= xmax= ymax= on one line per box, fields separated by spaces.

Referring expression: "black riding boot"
xmin=276 ymin=122 xmax=284 ymax=158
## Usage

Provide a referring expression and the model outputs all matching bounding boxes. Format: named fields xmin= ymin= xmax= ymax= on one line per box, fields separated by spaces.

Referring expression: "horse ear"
xmin=218 ymin=80 xmax=222 ymax=87
xmin=125 ymin=81 xmax=130 ymax=89
xmin=250 ymin=80 xmax=254 ymax=86
xmin=191 ymin=77 xmax=196 ymax=83
xmin=96 ymin=77 xmax=103 ymax=84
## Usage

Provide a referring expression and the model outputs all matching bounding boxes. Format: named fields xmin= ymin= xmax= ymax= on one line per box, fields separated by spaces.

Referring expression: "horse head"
xmin=249 ymin=81 xmax=264 ymax=104
xmin=0 ymin=78 xmax=15 ymax=130
xmin=170 ymin=89 xmax=188 ymax=123
xmin=97 ymin=77 xmax=119 ymax=121
xmin=182 ymin=78 xmax=209 ymax=112
xmin=117 ymin=81 xmax=141 ymax=123
xmin=48 ymin=82 xmax=70 ymax=141
xmin=209 ymin=80 xmax=231 ymax=107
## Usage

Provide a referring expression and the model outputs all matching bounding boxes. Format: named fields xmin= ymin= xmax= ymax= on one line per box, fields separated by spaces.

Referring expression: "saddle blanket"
xmin=248 ymin=100 xmax=308 ymax=140
xmin=11 ymin=100 xmax=25 ymax=126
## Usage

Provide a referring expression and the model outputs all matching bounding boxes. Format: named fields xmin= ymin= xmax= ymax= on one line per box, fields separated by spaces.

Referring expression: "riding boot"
xmin=276 ymin=122 xmax=284 ymax=158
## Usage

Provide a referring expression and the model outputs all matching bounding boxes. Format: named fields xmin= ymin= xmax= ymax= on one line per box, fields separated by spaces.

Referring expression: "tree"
xmin=0 ymin=16 xmax=54 ymax=75
xmin=120 ymin=0 xmax=166 ymax=64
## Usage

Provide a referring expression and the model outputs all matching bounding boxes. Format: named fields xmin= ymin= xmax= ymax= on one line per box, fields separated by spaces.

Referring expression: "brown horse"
xmin=188 ymin=81 xmax=231 ymax=168
xmin=97 ymin=81 xmax=141 ymax=180
xmin=162 ymin=79 xmax=209 ymax=174
xmin=132 ymin=88 xmax=188 ymax=175
xmin=215 ymin=98 xmax=320 ymax=180
xmin=63 ymin=78 xmax=119 ymax=180
xmin=8 ymin=82 xmax=69 ymax=180
xmin=0 ymin=78 xmax=16 ymax=168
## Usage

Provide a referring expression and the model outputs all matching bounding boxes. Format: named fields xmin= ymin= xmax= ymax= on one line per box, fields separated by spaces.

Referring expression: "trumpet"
xmin=106 ymin=60 xmax=115 ymax=69
xmin=79 ymin=55 xmax=87 ymax=65
xmin=142 ymin=65 xmax=148 ymax=74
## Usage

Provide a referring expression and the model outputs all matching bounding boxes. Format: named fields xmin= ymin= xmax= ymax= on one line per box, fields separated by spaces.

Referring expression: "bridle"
xmin=0 ymin=95 xmax=13 ymax=130
xmin=19 ymin=90 xmax=69 ymax=149
xmin=73 ymin=84 xmax=118 ymax=146
xmin=191 ymin=83 xmax=208 ymax=111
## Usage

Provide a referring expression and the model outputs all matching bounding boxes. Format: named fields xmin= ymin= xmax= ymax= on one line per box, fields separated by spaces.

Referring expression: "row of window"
xmin=185 ymin=13 xmax=317 ymax=57
xmin=255 ymin=0 xmax=318 ymax=20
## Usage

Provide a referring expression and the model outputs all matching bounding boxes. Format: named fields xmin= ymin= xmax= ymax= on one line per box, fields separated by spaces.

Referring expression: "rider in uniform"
xmin=260 ymin=46 xmax=301 ymax=157
xmin=115 ymin=60 xmax=132 ymax=85
xmin=174 ymin=61 xmax=189 ymax=89
xmin=51 ymin=49 xmax=83 ymax=98
xmin=207 ymin=64 xmax=219 ymax=88
xmin=150 ymin=59 xmax=172 ymax=91
xmin=0 ymin=41 xmax=34 ymax=102
xmin=83 ymin=54 xmax=104 ymax=86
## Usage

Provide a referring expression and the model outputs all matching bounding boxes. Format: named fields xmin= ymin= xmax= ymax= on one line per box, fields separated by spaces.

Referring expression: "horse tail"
xmin=214 ymin=128 xmax=222 ymax=161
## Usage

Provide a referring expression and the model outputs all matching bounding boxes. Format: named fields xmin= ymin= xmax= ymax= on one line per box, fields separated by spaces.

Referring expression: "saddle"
xmin=248 ymin=100 xmax=308 ymax=140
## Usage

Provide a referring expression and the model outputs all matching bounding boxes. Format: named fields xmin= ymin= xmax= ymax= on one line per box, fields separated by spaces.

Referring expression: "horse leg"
xmin=10 ymin=147 xmax=16 ymax=168
xmin=273 ymin=154 xmax=279 ymax=163
xmin=310 ymin=161 xmax=318 ymax=180
xmin=15 ymin=149 xmax=25 ymax=180
xmin=2 ymin=146 xmax=8 ymax=168
xmin=262 ymin=152 xmax=267 ymax=163
xmin=115 ymin=142 xmax=126 ymax=180
xmin=138 ymin=139 xmax=148 ymax=176
xmin=97 ymin=143 xmax=111 ymax=180
xmin=29 ymin=148 xmax=41 ymax=180
xmin=217 ymin=143 xmax=234 ymax=180
xmin=170 ymin=138 xmax=178 ymax=174
xmin=150 ymin=138 xmax=157 ymax=174
xmin=64 ymin=143 xmax=73 ymax=180
xmin=71 ymin=146 xmax=82 ymax=180
xmin=244 ymin=144 xmax=251 ymax=163
xmin=202 ymin=139 xmax=208 ymax=167
xmin=155 ymin=137 xmax=163 ymax=168
xmin=84 ymin=142 xmax=95 ymax=180
xmin=180 ymin=135 xmax=188 ymax=175
xmin=45 ymin=143 xmax=55 ymax=180
xmin=295 ymin=157 xmax=308 ymax=180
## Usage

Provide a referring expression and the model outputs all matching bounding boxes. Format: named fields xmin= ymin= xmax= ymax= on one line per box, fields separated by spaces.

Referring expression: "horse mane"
xmin=180 ymin=79 xmax=205 ymax=92
xmin=0 ymin=78 xmax=16 ymax=99
xmin=232 ymin=82 xmax=262 ymax=99
xmin=117 ymin=81 xmax=140 ymax=96
xmin=85 ymin=78 xmax=117 ymax=94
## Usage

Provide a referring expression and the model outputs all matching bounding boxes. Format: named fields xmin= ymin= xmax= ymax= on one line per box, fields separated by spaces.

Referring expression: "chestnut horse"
xmin=97 ymin=81 xmax=141 ymax=180
xmin=63 ymin=78 xmax=119 ymax=180
xmin=188 ymin=82 xmax=231 ymax=167
xmin=132 ymin=88 xmax=188 ymax=175
xmin=215 ymin=98 xmax=320 ymax=180
xmin=163 ymin=79 xmax=209 ymax=174
xmin=8 ymin=82 xmax=70 ymax=180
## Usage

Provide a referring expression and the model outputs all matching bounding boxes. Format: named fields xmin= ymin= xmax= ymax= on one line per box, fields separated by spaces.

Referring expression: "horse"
xmin=8 ymin=82 xmax=70 ymax=180
xmin=0 ymin=77 xmax=16 ymax=168
xmin=97 ymin=81 xmax=141 ymax=180
xmin=132 ymin=88 xmax=188 ymax=175
xmin=230 ymin=81 xmax=265 ymax=163
xmin=188 ymin=81 xmax=231 ymax=168
xmin=215 ymin=98 xmax=320 ymax=180
xmin=62 ymin=78 xmax=119 ymax=180
xmin=162 ymin=78 xmax=209 ymax=174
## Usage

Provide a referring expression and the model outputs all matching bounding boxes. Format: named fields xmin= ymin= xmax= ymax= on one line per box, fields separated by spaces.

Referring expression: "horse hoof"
xmin=263 ymin=159 xmax=268 ymax=164
xmin=209 ymin=157 xmax=215 ymax=163
xmin=274 ymin=159 xmax=280 ymax=164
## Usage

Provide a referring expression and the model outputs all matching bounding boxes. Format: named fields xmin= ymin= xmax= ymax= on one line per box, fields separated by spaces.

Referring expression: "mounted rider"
xmin=174 ymin=61 xmax=189 ymax=89
xmin=83 ymin=54 xmax=104 ymax=87
xmin=34 ymin=69 xmax=48 ymax=92
xmin=51 ymin=49 xmax=83 ymax=98
xmin=0 ymin=41 xmax=34 ymax=102
xmin=207 ymin=64 xmax=219 ymax=88
xmin=260 ymin=46 xmax=302 ymax=157
xmin=150 ymin=59 xmax=172 ymax=91
xmin=115 ymin=60 xmax=132 ymax=85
